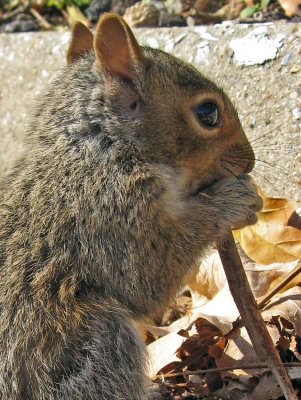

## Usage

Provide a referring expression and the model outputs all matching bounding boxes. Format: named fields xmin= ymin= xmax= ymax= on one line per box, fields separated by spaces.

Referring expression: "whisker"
xmin=255 ymin=161 xmax=297 ymax=182
xmin=247 ymin=124 xmax=283 ymax=144
xmin=251 ymin=142 xmax=298 ymax=147
xmin=254 ymin=159 xmax=292 ymax=175
xmin=221 ymin=158 xmax=249 ymax=170
xmin=229 ymin=143 xmax=298 ymax=154
xmin=254 ymin=163 xmax=296 ymax=180
xmin=221 ymin=158 xmax=297 ymax=193
xmin=222 ymin=165 xmax=239 ymax=179
xmin=222 ymin=161 xmax=282 ymax=193
xmin=250 ymin=170 xmax=280 ymax=191
xmin=253 ymin=145 xmax=296 ymax=151
xmin=222 ymin=156 xmax=293 ymax=176
xmin=221 ymin=165 xmax=250 ymax=190
xmin=253 ymin=164 xmax=297 ymax=187
xmin=224 ymin=147 xmax=296 ymax=161
xmin=254 ymin=149 xmax=297 ymax=155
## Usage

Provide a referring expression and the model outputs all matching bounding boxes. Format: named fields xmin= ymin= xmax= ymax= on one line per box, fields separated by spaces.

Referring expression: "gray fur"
xmin=0 ymin=43 xmax=262 ymax=399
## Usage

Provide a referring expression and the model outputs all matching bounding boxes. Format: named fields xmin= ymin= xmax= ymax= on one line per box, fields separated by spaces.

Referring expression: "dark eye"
xmin=127 ymin=97 xmax=140 ymax=117
xmin=194 ymin=102 xmax=219 ymax=128
xmin=130 ymin=100 xmax=138 ymax=111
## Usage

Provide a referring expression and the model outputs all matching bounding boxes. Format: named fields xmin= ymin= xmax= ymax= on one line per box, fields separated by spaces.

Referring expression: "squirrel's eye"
xmin=130 ymin=100 xmax=138 ymax=111
xmin=127 ymin=97 xmax=140 ymax=118
xmin=194 ymin=102 xmax=219 ymax=128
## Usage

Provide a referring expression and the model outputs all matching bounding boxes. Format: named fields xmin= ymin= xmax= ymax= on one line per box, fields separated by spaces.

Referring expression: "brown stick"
xmin=154 ymin=362 xmax=301 ymax=379
xmin=217 ymin=230 xmax=297 ymax=400
xmin=29 ymin=8 xmax=53 ymax=30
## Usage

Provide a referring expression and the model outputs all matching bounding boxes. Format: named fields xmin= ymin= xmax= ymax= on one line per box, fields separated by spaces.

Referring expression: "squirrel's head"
xmin=67 ymin=14 xmax=255 ymax=195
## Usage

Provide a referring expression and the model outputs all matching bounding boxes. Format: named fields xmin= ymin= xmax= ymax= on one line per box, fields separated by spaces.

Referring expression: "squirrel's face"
xmin=67 ymin=14 xmax=255 ymax=196
xmin=130 ymin=49 xmax=255 ymax=195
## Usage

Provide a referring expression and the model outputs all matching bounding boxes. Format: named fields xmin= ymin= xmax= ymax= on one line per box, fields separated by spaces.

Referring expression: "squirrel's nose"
xmin=243 ymin=158 xmax=255 ymax=173
xmin=221 ymin=143 xmax=255 ymax=175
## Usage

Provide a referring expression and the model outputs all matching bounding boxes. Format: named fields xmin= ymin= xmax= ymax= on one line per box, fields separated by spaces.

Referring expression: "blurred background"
xmin=1 ymin=0 xmax=301 ymax=32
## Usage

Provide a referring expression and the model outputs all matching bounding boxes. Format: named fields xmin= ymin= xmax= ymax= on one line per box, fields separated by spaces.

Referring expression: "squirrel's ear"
xmin=67 ymin=22 xmax=94 ymax=65
xmin=93 ymin=13 xmax=143 ymax=80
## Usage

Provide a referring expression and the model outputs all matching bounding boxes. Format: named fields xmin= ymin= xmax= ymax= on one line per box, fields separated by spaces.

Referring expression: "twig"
xmin=258 ymin=259 xmax=301 ymax=310
xmin=1 ymin=3 xmax=29 ymax=21
xmin=217 ymin=230 xmax=297 ymax=400
xmin=154 ymin=362 xmax=301 ymax=379
xmin=29 ymin=8 xmax=52 ymax=30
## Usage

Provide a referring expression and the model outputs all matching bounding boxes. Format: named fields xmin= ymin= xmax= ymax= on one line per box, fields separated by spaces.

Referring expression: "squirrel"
xmin=0 ymin=13 xmax=262 ymax=400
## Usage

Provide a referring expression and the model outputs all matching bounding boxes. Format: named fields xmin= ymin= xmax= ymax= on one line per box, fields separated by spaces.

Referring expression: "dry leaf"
xmin=186 ymin=250 xmax=227 ymax=303
xmin=233 ymin=192 xmax=301 ymax=264
xmin=210 ymin=286 xmax=301 ymax=397
xmin=214 ymin=380 xmax=249 ymax=400
xmin=148 ymin=293 xmax=235 ymax=337
xmin=215 ymin=325 xmax=276 ymax=376
xmin=189 ymin=286 xmax=239 ymax=333
xmin=286 ymin=367 xmax=301 ymax=379
xmin=176 ymin=318 xmax=222 ymax=360
xmin=263 ymin=286 xmax=301 ymax=336
xmin=245 ymin=373 xmax=283 ymax=400
xmin=147 ymin=193 xmax=301 ymax=397
xmin=247 ymin=259 xmax=299 ymax=297
xmin=147 ymin=332 xmax=185 ymax=378
xmin=278 ymin=0 xmax=301 ymax=16
xmin=187 ymin=247 xmax=298 ymax=303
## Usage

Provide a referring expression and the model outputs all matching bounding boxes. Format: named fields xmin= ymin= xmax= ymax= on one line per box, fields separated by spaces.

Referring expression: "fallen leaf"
xmin=147 ymin=332 xmax=185 ymax=378
xmin=187 ymin=248 xmax=299 ymax=305
xmin=263 ymin=286 xmax=301 ymax=336
xmin=233 ymin=191 xmax=301 ymax=264
xmin=176 ymin=318 xmax=221 ymax=360
xmin=151 ymin=292 xmax=235 ymax=337
xmin=245 ymin=373 xmax=283 ymax=400
xmin=288 ymin=207 xmax=301 ymax=230
xmin=254 ymin=259 xmax=300 ymax=298
xmin=186 ymin=250 xmax=227 ymax=302
xmin=286 ymin=366 xmax=301 ymax=379
xmin=278 ymin=0 xmax=301 ymax=16
xmin=215 ymin=325 xmax=275 ymax=376
xmin=213 ymin=380 xmax=249 ymax=400
xmin=147 ymin=193 xmax=301 ymax=398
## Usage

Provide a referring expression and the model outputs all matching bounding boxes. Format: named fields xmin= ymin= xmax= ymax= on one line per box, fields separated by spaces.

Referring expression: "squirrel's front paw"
xmin=209 ymin=175 xmax=263 ymax=230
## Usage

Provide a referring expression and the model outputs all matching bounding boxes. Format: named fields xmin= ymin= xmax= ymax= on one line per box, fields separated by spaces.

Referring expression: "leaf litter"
xmin=145 ymin=191 xmax=301 ymax=399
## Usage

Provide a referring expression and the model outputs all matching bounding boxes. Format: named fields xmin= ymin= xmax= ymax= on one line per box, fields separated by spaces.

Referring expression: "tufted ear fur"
xmin=67 ymin=22 xmax=94 ymax=65
xmin=93 ymin=13 xmax=143 ymax=80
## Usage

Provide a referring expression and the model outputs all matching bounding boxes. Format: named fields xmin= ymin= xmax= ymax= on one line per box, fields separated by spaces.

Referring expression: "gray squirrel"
xmin=0 ymin=13 xmax=262 ymax=400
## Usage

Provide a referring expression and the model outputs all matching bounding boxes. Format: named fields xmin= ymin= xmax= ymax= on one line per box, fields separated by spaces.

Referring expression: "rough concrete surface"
xmin=0 ymin=22 xmax=300 ymax=200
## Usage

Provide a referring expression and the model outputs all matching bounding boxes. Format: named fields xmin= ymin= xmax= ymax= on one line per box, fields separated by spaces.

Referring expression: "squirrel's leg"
xmin=56 ymin=308 xmax=149 ymax=400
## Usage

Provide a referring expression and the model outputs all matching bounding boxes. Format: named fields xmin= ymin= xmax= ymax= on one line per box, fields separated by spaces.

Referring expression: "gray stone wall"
xmin=0 ymin=22 xmax=300 ymax=199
